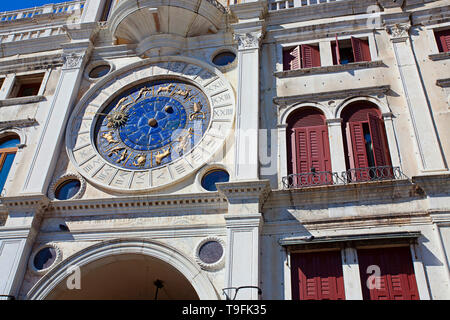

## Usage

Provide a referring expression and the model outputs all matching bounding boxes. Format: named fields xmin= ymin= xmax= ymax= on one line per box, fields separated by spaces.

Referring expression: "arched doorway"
xmin=46 ymin=253 xmax=199 ymax=300
xmin=27 ymin=239 xmax=219 ymax=300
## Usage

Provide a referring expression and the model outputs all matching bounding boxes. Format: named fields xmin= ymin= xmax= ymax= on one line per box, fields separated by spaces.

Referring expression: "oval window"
xmin=33 ymin=247 xmax=57 ymax=270
xmin=201 ymin=169 xmax=229 ymax=191
xmin=89 ymin=65 xmax=111 ymax=78
xmin=212 ymin=52 xmax=236 ymax=66
xmin=55 ymin=179 xmax=81 ymax=200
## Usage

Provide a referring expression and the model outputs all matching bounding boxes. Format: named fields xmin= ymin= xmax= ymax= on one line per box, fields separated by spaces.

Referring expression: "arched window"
xmin=341 ymin=102 xmax=391 ymax=181
xmin=286 ymin=108 xmax=332 ymax=186
xmin=0 ymin=135 xmax=20 ymax=193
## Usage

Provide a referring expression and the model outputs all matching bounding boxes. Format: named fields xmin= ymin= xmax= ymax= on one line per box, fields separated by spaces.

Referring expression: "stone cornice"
xmin=429 ymin=52 xmax=450 ymax=61
xmin=265 ymin=178 xmax=423 ymax=208
xmin=216 ymin=180 xmax=271 ymax=203
xmin=46 ymin=192 xmax=228 ymax=216
xmin=274 ymin=60 xmax=385 ymax=78
xmin=0 ymin=51 xmax=63 ymax=74
xmin=436 ymin=78 xmax=450 ymax=88
xmin=0 ymin=194 xmax=50 ymax=214
xmin=0 ymin=118 xmax=38 ymax=130
xmin=411 ymin=173 xmax=450 ymax=196
xmin=0 ymin=96 xmax=45 ymax=107
xmin=273 ymin=85 xmax=391 ymax=107
xmin=229 ymin=0 xmax=268 ymax=21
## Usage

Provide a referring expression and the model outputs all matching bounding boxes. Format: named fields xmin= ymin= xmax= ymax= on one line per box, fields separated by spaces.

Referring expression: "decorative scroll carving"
xmin=62 ymin=52 xmax=85 ymax=70
xmin=386 ymin=23 xmax=410 ymax=41
xmin=234 ymin=31 xmax=263 ymax=50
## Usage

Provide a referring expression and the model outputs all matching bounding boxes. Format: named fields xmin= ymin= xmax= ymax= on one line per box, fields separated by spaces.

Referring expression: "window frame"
xmin=0 ymin=135 xmax=20 ymax=194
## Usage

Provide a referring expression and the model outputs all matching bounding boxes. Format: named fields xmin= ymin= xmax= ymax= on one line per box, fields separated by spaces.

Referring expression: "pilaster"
xmin=385 ymin=19 xmax=447 ymax=174
xmin=217 ymin=180 xmax=271 ymax=300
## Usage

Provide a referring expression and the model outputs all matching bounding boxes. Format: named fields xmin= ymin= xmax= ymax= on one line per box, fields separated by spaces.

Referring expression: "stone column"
xmin=341 ymin=247 xmax=363 ymax=300
xmin=233 ymin=29 xmax=263 ymax=180
xmin=326 ymin=119 xmax=347 ymax=175
xmin=21 ymin=25 xmax=97 ymax=194
xmin=0 ymin=196 xmax=48 ymax=299
xmin=217 ymin=180 xmax=270 ymax=300
xmin=386 ymin=22 xmax=447 ymax=173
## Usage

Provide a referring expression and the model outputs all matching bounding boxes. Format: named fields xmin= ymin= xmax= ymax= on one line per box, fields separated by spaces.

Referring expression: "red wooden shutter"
xmin=301 ymin=44 xmax=321 ymax=68
xmin=367 ymin=114 xmax=389 ymax=167
xmin=358 ymin=247 xmax=420 ymax=300
xmin=348 ymin=122 xmax=369 ymax=181
xmin=283 ymin=46 xmax=301 ymax=70
xmin=434 ymin=29 xmax=450 ymax=52
xmin=351 ymin=37 xmax=371 ymax=62
xmin=291 ymin=251 xmax=345 ymax=300
xmin=294 ymin=126 xmax=331 ymax=185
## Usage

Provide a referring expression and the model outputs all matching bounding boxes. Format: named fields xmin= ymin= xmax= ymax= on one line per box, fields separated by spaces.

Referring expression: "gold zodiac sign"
xmin=108 ymin=147 xmax=124 ymax=156
xmin=133 ymin=154 xmax=147 ymax=167
xmin=135 ymin=87 xmax=151 ymax=101
xmin=155 ymin=147 xmax=171 ymax=166
xmin=157 ymin=84 xmax=174 ymax=95
xmin=174 ymin=88 xmax=191 ymax=100
xmin=106 ymin=97 xmax=133 ymax=128
xmin=189 ymin=102 xmax=206 ymax=121
xmin=102 ymin=132 xmax=119 ymax=145
xmin=117 ymin=149 xmax=128 ymax=163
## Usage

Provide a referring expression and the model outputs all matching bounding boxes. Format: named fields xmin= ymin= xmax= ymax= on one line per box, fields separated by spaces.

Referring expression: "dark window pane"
xmin=0 ymin=138 xmax=19 ymax=149
xmin=34 ymin=247 xmax=57 ymax=270
xmin=199 ymin=241 xmax=223 ymax=264
xmin=55 ymin=180 xmax=81 ymax=200
xmin=201 ymin=170 xmax=229 ymax=191
xmin=212 ymin=52 xmax=236 ymax=66
xmin=89 ymin=65 xmax=111 ymax=78
xmin=0 ymin=153 xmax=16 ymax=192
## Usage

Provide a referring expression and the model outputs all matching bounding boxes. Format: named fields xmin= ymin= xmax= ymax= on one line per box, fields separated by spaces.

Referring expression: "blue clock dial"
xmin=94 ymin=80 xmax=211 ymax=170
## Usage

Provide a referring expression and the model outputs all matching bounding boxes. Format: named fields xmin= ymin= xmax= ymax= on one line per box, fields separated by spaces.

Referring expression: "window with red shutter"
xmin=291 ymin=251 xmax=346 ymax=300
xmin=283 ymin=44 xmax=320 ymax=70
xmin=301 ymin=44 xmax=321 ymax=68
xmin=342 ymin=103 xmax=391 ymax=181
xmin=434 ymin=29 xmax=450 ymax=53
xmin=287 ymin=108 xmax=331 ymax=186
xmin=351 ymin=37 xmax=371 ymax=62
xmin=358 ymin=247 xmax=420 ymax=300
xmin=283 ymin=46 xmax=301 ymax=71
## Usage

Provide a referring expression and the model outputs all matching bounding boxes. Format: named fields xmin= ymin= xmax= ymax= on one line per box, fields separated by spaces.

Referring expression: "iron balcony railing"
xmin=341 ymin=166 xmax=408 ymax=184
xmin=283 ymin=166 xmax=407 ymax=189
xmin=282 ymin=170 xmax=344 ymax=189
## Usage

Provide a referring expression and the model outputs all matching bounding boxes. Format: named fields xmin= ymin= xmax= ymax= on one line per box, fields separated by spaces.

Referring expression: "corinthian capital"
xmin=234 ymin=31 xmax=263 ymax=50
xmin=62 ymin=52 xmax=86 ymax=70
xmin=386 ymin=23 xmax=411 ymax=41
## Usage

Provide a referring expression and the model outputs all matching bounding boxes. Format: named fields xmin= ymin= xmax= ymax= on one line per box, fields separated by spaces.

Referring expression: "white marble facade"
xmin=0 ymin=0 xmax=449 ymax=300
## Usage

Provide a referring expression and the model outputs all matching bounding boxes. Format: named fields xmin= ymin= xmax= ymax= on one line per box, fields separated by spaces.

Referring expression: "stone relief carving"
xmin=62 ymin=52 xmax=85 ymax=70
xmin=386 ymin=23 xmax=410 ymax=40
xmin=234 ymin=31 xmax=262 ymax=50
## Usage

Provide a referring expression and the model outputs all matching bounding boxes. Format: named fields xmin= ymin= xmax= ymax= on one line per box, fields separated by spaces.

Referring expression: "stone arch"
xmin=26 ymin=238 xmax=220 ymax=300
xmin=280 ymin=102 xmax=332 ymax=125
xmin=335 ymin=96 xmax=391 ymax=119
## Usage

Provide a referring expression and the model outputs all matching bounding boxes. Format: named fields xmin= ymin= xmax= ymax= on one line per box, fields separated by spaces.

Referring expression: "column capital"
xmin=326 ymin=118 xmax=343 ymax=126
xmin=61 ymin=41 xmax=93 ymax=70
xmin=386 ymin=23 xmax=411 ymax=42
xmin=233 ymin=29 xmax=264 ymax=51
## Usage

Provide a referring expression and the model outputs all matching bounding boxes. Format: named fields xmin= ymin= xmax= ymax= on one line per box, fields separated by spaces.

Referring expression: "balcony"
xmin=282 ymin=166 xmax=408 ymax=189
xmin=0 ymin=0 xmax=85 ymax=22
xmin=268 ymin=0 xmax=343 ymax=11
xmin=109 ymin=0 xmax=227 ymax=46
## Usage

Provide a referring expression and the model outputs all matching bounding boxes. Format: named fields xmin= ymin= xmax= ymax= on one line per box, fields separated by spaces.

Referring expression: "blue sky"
xmin=0 ymin=0 xmax=70 ymax=12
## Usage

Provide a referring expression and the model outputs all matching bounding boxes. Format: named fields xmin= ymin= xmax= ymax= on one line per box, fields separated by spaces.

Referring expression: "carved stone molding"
xmin=62 ymin=52 xmax=85 ymax=70
xmin=386 ymin=23 xmax=411 ymax=42
xmin=234 ymin=31 xmax=263 ymax=50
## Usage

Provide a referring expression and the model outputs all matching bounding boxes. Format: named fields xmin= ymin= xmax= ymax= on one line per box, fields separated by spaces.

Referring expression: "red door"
xmin=358 ymin=247 xmax=420 ymax=300
xmin=291 ymin=251 xmax=346 ymax=300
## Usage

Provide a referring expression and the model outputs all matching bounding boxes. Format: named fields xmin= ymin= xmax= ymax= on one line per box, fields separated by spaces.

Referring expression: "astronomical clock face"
xmin=94 ymin=80 xmax=211 ymax=170
xmin=66 ymin=58 xmax=235 ymax=192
